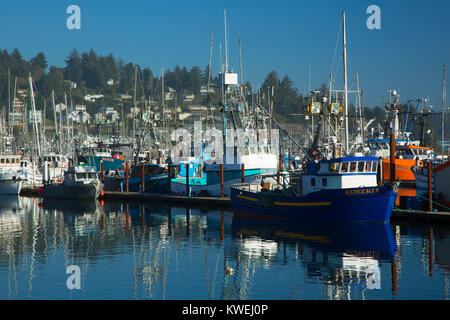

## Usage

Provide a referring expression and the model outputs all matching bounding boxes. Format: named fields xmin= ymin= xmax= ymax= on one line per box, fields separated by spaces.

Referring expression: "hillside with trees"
xmin=0 ymin=47 xmax=445 ymax=150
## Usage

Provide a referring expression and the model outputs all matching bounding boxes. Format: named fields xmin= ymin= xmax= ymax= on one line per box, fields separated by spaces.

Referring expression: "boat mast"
xmin=342 ymin=11 xmax=349 ymax=154
xmin=224 ymin=9 xmax=228 ymax=74
xmin=28 ymin=73 xmax=41 ymax=157
xmin=133 ymin=65 xmax=137 ymax=141
xmin=51 ymin=90 xmax=60 ymax=154
xmin=442 ymin=64 xmax=446 ymax=154
xmin=223 ymin=9 xmax=228 ymax=162
xmin=7 ymin=68 xmax=11 ymax=137
xmin=207 ymin=32 xmax=213 ymax=128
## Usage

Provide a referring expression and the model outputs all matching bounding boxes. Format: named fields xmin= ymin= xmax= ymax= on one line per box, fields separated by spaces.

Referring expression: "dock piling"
xmin=220 ymin=163 xmax=224 ymax=197
xmin=390 ymin=133 xmax=396 ymax=182
xmin=125 ymin=162 xmax=129 ymax=192
xmin=186 ymin=163 xmax=189 ymax=197
xmin=428 ymin=161 xmax=433 ymax=212
xmin=168 ymin=164 xmax=172 ymax=194
xmin=100 ymin=161 xmax=104 ymax=183
xmin=141 ymin=162 xmax=145 ymax=192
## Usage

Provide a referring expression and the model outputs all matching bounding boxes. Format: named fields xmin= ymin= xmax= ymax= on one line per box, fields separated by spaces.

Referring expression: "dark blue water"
xmin=0 ymin=196 xmax=448 ymax=300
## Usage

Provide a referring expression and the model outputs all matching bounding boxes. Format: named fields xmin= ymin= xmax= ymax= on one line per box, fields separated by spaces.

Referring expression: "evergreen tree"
xmin=30 ymin=52 xmax=48 ymax=70
xmin=64 ymin=49 xmax=83 ymax=84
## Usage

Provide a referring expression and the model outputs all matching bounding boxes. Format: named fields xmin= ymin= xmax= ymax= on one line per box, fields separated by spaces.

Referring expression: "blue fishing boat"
xmin=78 ymin=146 xmax=125 ymax=173
xmin=121 ymin=163 xmax=174 ymax=193
xmin=230 ymin=156 xmax=398 ymax=223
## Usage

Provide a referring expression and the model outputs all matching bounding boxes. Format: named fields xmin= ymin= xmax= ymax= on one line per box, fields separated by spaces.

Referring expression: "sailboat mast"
xmin=342 ymin=11 xmax=349 ymax=154
xmin=28 ymin=73 xmax=41 ymax=157
xmin=52 ymin=90 xmax=60 ymax=154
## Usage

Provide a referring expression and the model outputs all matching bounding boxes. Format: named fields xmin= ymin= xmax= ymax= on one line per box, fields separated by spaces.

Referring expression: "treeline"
xmin=0 ymin=47 xmax=410 ymax=130
xmin=0 ymin=48 xmax=315 ymax=122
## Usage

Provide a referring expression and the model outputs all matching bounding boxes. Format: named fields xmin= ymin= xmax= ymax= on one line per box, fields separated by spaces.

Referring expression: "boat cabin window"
xmin=358 ymin=161 xmax=365 ymax=172
xmin=350 ymin=162 xmax=357 ymax=173
xmin=365 ymin=161 xmax=371 ymax=172
xmin=340 ymin=162 xmax=349 ymax=173
xmin=76 ymin=172 xmax=97 ymax=179
xmin=322 ymin=178 xmax=327 ymax=186
xmin=311 ymin=178 xmax=316 ymax=186
xmin=371 ymin=161 xmax=378 ymax=172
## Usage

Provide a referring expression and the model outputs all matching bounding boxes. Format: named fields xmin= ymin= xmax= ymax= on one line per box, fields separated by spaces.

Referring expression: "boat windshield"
xmin=338 ymin=161 xmax=378 ymax=173
xmin=76 ymin=172 xmax=97 ymax=180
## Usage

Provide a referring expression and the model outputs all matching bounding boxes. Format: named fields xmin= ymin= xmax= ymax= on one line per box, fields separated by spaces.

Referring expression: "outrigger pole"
xmin=256 ymin=103 xmax=312 ymax=160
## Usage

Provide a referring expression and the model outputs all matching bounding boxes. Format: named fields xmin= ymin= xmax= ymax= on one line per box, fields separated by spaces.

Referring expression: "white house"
xmin=84 ymin=94 xmax=104 ymax=102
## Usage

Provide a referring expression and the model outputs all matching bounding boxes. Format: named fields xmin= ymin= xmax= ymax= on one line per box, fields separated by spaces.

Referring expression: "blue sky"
xmin=0 ymin=0 xmax=449 ymax=109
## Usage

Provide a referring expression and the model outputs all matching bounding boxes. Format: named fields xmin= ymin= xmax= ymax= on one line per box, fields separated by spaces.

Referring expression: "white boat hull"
xmin=0 ymin=171 xmax=24 ymax=195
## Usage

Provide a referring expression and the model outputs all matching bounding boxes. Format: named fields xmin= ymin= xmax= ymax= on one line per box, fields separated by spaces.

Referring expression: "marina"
xmin=0 ymin=1 xmax=449 ymax=303
xmin=0 ymin=198 xmax=449 ymax=300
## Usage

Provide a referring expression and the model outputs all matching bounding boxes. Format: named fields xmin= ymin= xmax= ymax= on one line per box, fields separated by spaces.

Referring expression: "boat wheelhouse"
xmin=78 ymin=146 xmax=125 ymax=173
xmin=301 ymin=157 xmax=379 ymax=195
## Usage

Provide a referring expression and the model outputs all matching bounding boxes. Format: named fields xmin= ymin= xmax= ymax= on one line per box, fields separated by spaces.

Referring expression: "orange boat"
xmin=366 ymin=139 xmax=434 ymax=185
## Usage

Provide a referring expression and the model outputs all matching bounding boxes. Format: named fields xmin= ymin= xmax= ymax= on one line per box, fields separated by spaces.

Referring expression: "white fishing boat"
xmin=0 ymin=155 xmax=26 ymax=195
xmin=43 ymin=165 xmax=103 ymax=200
xmin=170 ymin=11 xmax=278 ymax=196
xmin=39 ymin=153 xmax=70 ymax=183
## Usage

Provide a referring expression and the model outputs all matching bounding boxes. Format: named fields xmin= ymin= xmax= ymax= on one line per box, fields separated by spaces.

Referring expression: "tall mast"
xmin=224 ymin=9 xmax=228 ymax=73
xmin=28 ymin=73 xmax=41 ymax=157
xmin=206 ymin=32 xmax=214 ymax=128
xmin=7 ymin=68 xmax=10 ymax=136
xmin=238 ymin=34 xmax=243 ymax=90
xmin=342 ymin=11 xmax=349 ymax=154
xmin=356 ymin=74 xmax=364 ymax=146
xmin=133 ymin=65 xmax=138 ymax=140
xmin=442 ymin=64 xmax=446 ymax=153
xmin=52 ymin=90 xmax=60 ymax=154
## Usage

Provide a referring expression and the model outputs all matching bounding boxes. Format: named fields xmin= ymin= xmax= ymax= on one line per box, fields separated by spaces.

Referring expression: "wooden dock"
xmin=100 ymin=191 xmax=232 ymax=208
xmin=19 ymin=187 xmax=450 ymax=223
xmin=391 ymin=208 xmax=450 ymax=223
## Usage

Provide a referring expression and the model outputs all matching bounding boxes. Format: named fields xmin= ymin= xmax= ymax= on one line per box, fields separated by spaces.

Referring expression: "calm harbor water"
xmin=0 ymin=196 xmax=449 ymax=300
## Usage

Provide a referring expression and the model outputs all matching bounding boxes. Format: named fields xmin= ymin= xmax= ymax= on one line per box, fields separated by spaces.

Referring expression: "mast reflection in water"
xmin=0 ymin=196 xmax=449 ymax=300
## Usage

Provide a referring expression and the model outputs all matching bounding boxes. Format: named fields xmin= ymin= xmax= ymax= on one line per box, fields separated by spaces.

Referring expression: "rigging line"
xmin=330 ymin=18 xmax=342 ymax=80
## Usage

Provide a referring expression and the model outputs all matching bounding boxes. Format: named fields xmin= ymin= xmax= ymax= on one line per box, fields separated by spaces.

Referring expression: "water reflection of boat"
xmin=0 ymin=195 xmax=22 ymax=209
xmin=230 ymin=215 xmax=398 ymax=260
xmin=224 ymin=215 xmax=397 ymax=299
xmin=43 ymin=198 xmax=98 ymax=214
